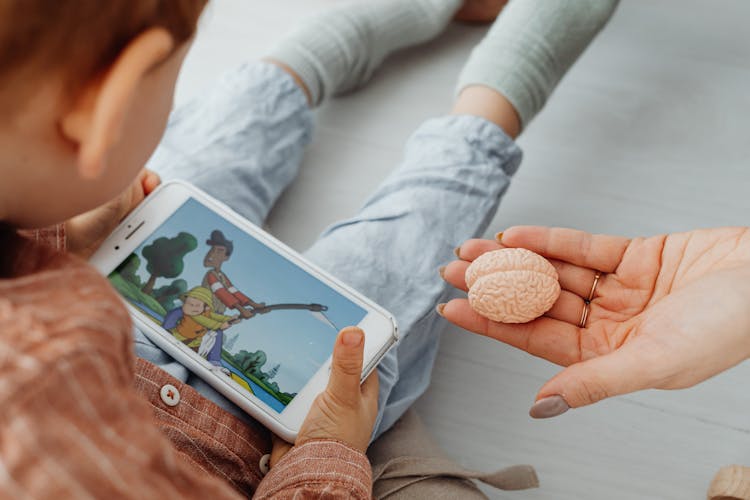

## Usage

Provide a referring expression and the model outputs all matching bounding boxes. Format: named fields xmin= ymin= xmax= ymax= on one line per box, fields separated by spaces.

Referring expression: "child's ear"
xmin=60 ymin=28 xmax=174 ymax=180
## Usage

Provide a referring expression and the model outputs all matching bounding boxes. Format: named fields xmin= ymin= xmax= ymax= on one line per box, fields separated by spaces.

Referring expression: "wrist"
xmin=18 ymin=223 xmax=68 ymax=253
xmin=295 ymin=437 xmax=367 ymax=454
xmin=257 ymin=440 xmax=371 ymax=499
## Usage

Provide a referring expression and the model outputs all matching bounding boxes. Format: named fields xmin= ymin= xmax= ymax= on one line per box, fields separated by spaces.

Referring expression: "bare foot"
xmin=455 ymin=0 xmax=509 ymax=24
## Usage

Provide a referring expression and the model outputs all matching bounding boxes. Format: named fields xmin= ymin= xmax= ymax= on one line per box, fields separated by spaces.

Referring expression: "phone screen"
xmin=108 ymin=197 xmax=367 ymax=413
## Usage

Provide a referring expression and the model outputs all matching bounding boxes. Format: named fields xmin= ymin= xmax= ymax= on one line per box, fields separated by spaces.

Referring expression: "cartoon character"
xmin=201 ymin=230 xmax=266 ymax=365
xmin=162 ymin=286 xmax=238 ymax=354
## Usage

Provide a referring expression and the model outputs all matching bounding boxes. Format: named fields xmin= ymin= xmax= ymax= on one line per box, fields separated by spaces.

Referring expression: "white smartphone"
xmin=90 ymin=181 xmax=398 ymax=441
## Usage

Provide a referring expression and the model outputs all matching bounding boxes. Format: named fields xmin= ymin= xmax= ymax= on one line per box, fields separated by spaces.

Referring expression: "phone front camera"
xmin=115 ymin=246 xmax=120 ymax=250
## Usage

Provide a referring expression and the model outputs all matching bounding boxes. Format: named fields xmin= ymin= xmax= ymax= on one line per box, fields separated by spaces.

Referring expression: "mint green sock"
xmin=268 ymin=0 xmax=462 ymax=107
xmin=457 ymin=0 xmax=619 ymax=130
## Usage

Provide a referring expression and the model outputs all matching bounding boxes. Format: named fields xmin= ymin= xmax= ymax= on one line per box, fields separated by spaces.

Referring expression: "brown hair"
xmin=0 ymin=0 xmax=206 ymax=109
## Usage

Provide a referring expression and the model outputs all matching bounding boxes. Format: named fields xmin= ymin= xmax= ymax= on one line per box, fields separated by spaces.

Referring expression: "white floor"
xmin=176 ymin=1 xmax=750 ymax=498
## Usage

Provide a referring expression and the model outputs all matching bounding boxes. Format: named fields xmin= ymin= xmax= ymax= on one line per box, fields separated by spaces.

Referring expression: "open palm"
xmin=442 ymin=226 xmax=750 ymax=410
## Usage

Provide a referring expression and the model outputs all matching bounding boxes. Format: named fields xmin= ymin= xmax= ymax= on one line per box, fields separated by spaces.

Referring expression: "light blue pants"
xmin=137 ymin=62 xmax=522 ymax=440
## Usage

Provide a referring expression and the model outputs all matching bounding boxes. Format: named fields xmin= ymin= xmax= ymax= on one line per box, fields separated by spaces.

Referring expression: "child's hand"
xmin=67 ymin=170 xmax=161 ymax=258
xmin=455 ymin=0 xmax=508 ymax=23
xmin=270 ymin=327 xmax=379 ymax=466
xmin=220 ymin=322 xmax=231 ymax=330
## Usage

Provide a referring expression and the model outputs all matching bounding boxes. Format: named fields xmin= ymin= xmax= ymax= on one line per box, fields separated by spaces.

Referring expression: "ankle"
xmin=452 ymin=85 xmax=521 ymax=138
xmin=266 ymin=0 xmax=462 ymax=107
xmin=264 ymin=59 xmax=313 ymax=107
xmin=455 ymin=0 xmax=619 ymax=130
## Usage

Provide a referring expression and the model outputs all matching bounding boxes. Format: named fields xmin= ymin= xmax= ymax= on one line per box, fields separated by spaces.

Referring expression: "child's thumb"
xmin=326 ymin=327 xmax=365 ymax=405
xmin=530 ymin=347 xmax=647 ymax=417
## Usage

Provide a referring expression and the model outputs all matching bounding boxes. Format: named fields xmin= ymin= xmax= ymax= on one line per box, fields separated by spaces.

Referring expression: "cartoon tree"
xmin=235 ymin=350 xmax=267 ymax=375
xmin=141 ymin=232 xmax=197 ymax=296
xmin=153 ymin=279 xmax=188 ymax=311
xmin=117 ymin=253 xmax=142 ymax=287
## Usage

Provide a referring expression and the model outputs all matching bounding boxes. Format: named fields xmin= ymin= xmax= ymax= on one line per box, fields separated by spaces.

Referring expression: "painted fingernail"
xmin=436 ymin=303 xmax=446 ymax=317
xmin=342 ymin=329 xmax=363 ymax=347
xmin=529 ymin=395 xmax=569 ymax=419
xmin=496 ymin=232 xmax=504 ymax=243
xmin=438 ymin=266 xmax=446 ymax=279
xmin=454 ymin=246 xmax=462 ymax=259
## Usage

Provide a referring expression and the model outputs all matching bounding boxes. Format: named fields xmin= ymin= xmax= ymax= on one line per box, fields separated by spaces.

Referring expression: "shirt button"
xmin=259 ymin=454 xmax=271 ymax=476
xmin=160 ymin=384 xmax=180 ymax=407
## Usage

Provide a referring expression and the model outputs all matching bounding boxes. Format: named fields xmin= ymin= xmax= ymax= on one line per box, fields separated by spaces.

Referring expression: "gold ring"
xmin=579 ymin=301 xmax=590 ymax=328
xmin=587 ymin=272 xmax=602 ymax=302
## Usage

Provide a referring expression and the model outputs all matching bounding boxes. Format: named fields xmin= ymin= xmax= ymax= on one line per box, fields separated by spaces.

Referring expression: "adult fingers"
xmin=455 ymin=238 xmax=505 ymax=261
xmin=530 ymin=344 xmax=649 ymax=417
xmin=440 ymin=299 xmax=583 ymax=366
xmin=326 ymin=327 xmax=366 ymax=406
xmin=549 ymin=259 xmax=602 ymax=298
xmin=441 ymin=259 xmax=470 ymax=292
xmin=544 ymin=290 xmax=587 ymax=325
xmin=445 ymin=256 xmax=609 ymax=302
xmin=502 ymin=226 xmax=630 ymax=274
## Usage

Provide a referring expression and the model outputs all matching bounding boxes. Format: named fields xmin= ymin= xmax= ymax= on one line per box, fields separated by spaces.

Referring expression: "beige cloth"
xmin=369 ymin=409 xmax=539 ymax=499
xmin=709 ymin=466 xmax=750 ymax=500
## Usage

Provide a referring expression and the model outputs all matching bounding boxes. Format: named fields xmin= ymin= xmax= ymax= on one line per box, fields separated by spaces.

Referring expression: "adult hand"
xmin=441 ymin=226 xmax=750 ymax=417
xmin=66 ymin=169 xmax=160 ymax=258
xmin=271 ymin=327 xmax=379 ymax=466
xmin=455 ymin=0 xmax=508 ymax=23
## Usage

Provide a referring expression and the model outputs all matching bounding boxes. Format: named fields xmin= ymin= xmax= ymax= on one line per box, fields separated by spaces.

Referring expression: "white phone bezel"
xmin=90 ymin=180 xmax=398 ymax=441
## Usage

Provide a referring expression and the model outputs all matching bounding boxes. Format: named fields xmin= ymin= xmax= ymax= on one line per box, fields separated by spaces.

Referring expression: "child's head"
xmin=0 ymin=0 xmax=206 ymax=229
xmin=181 ymin=287 xmax=213 ymax=316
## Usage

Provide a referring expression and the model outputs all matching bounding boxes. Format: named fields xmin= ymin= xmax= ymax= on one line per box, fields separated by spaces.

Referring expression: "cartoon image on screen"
xmin=109 ymin=198 xmax=367 ymax=413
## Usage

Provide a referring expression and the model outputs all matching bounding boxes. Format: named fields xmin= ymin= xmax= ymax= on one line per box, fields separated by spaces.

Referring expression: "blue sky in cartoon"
xmin=120 ymin=198 xmax=366 ymax=394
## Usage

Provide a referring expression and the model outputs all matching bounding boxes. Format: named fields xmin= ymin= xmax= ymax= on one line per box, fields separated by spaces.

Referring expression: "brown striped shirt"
xmin=0 ymin=227 xmax=371 ymax=499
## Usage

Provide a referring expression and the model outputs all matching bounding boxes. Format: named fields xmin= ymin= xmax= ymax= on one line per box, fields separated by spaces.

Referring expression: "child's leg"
xmin=303 ymin=113 xmax=521 ymax=439
xmin=303 ymin=0 xmax=619 ymax=439
xmin=145 ymin=62 xmax=313 ymax=227
xmin=147 ymin=0 xmax=464 ymax=223
xmin=267 ymin=0 xmax=463 ymax=106
xmin=137 ymin=0 xmax=464 ymax=423
xmin=457 ymin=0 xmax=620 ymax=131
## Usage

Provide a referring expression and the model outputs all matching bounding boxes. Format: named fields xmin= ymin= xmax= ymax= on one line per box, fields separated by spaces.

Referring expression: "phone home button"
xmin=160 ymin=384 xmax=181 ymax=407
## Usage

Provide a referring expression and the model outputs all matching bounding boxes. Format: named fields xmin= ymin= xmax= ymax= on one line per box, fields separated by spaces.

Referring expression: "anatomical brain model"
xmin=465 ymin=248 xmax=560 ymax=323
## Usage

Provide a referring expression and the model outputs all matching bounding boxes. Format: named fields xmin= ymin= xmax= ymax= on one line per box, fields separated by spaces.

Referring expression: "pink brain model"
xmin=465 ymin=248 xmax=560 ymax=324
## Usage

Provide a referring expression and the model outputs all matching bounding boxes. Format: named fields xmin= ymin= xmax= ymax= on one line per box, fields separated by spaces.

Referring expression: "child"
xmin=163 ymin=286 xmax=238 ymax=353
xmin=0 ymin=0 xmax=617 ymax=497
